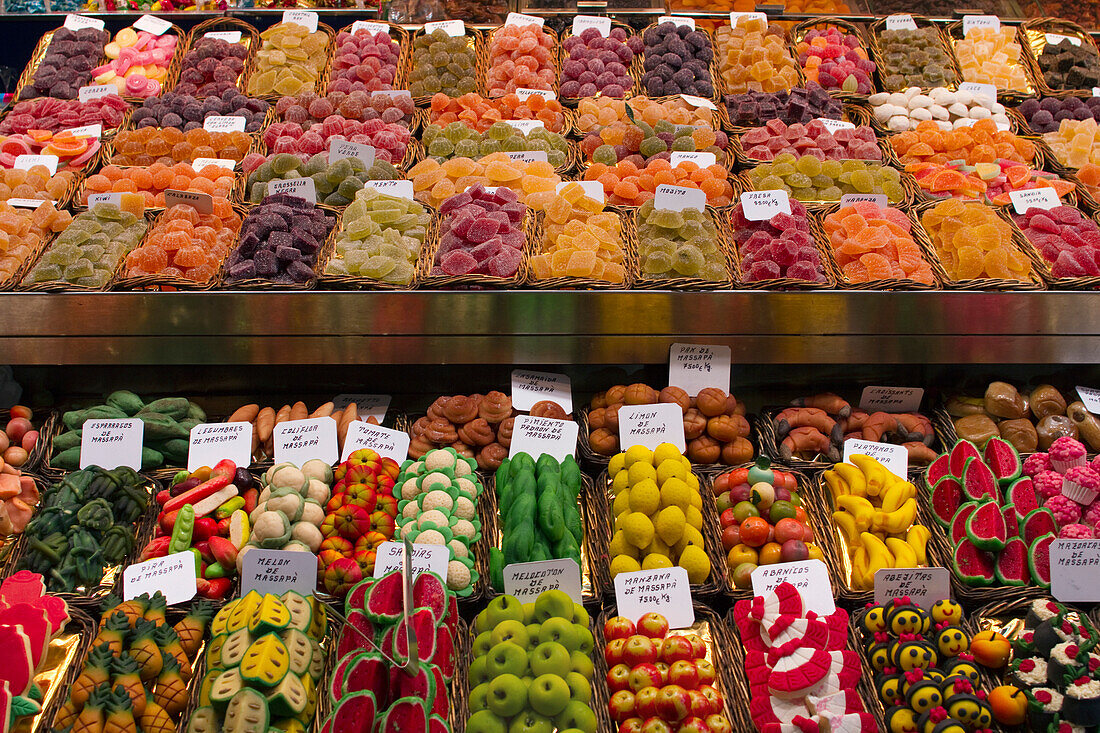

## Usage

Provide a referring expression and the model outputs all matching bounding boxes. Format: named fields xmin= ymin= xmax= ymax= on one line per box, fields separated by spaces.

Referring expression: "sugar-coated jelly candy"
xmin=729 ymin=199 xmax=827 ymax=283
xmin=529 ymin=182 xmax=626 ymax=283
xmin=920 ymin=198 xmax=1032 ymax=281
xmin=122 ymin=200 xmax=240 ymax=284
xmin=823 ymin=202 xmax=935 ymax=284
xmin=636 ymin=198 xmax=726 ymax=281
xmin=223 ymin=194 xmax=335 ymax=284
xmin=433 ymin=184 xmax=526 ymax=279
xmin=410 ymin=28 xmax=480 ymax=98
xmin=328 ymin=187 xmax=429 ymax=284
xmin=24 ymin=203 xmax=146 ymax=287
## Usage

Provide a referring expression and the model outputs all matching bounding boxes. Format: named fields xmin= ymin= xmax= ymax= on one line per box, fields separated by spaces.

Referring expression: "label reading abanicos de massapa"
xmin=751 ymin=559 xmax=835 ymax=616
xmin=511 ymin=368 xmax=572 ymax=412
xmin=741 ymin=190 xmax=791 ymax=220
xmin=508 ymin=415 xmax=579 ymax=462
xmin=615 ymin=567 xmax=694 ymax=629
xmin=874 ymin=567 xmax=949 ymax=609
xmin=505 ymin=558 xmax=583 ymax=603
xmin=124 ymin=552 xmax=197 ymax=604
xmin=80 ymin=419 xmax=144 ymax=470
xmin=341 ymin=422 xmax=410 ymax=464
xmin=188 ymin=421 xmax=253 ymax=472
xmin=273 ymin=417 xmax=338 ymax=465
xmin=618 ymin=403 xmax=687 ymax=452
xmin=241 ymin=549 xmax=317 ymax=596
xmin=844 ymin=438 xmax=908 ymax=479
xmin=668 ymin=343 xmax=731 ymax=397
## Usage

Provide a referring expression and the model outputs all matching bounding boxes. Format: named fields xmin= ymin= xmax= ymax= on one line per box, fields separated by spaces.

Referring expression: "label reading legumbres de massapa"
xmin=618 ymin=403 xmax=687 ymax=452
xmin=188 ymin=421 xmax=253 ymax=473
xmin=741 ymin=189 xmax=791 ymax=220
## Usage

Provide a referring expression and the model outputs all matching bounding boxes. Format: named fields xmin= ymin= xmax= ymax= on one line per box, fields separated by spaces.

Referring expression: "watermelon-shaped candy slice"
xmin=926 ymin=452 xmax=951 ymax=486
xmin=344 ymin=577 xmax=375 ymax=616
xmin=391 ymin=608 xmax=439 ymax=664
xmin=331 ymin=691 xmax=378 ymax=733
xmin=388 ymin=665 xmax=436 ymax=705
xmin=949 ymin=441 xmax=982 ymax=478
xmin=984 ymin=437 xmax=1022 ymax=485
xmin=953 ymin=538 xmax=996 ymax=587
xmin=1029 ymin=533 xmax=1055 ymax=589
xmin=433 ymin=625 xmax=455 ymax=682
xmin=428 ymin=715 xmax=448 ymax=733
xmin=333 ymin=652 xmax=389 ymax=709
xmin=365 ymin=571 xmax=403 ymax=625
xmin=1007 ymin=477 xmax=1039 ymax=520
xmin=931 ymin=476 xmax=963 ymax=527
xmin=1002 ymin=504 xmax=1019 ymax=538
xmin=412 ymin=573 xmax=449 ymax=625
xmin=1022 ymin=508 xmax=1059 ymax=546
xmin=336 ymin=610 xmax=376 ymax=662
xmin=995 ymin=537 xmax=1030 ymax=586
xmin=0 ymin=681 xmax=11 ymax=733
xmin=965 ymin=499 xmax=1007 ymax=552
xmin=963 ymin=458 xmax=999 ymax=502
xmin=379 ymin=698 xmax=428 ymax=733
xmin=951 ymin=502 xmax=979 ymax=545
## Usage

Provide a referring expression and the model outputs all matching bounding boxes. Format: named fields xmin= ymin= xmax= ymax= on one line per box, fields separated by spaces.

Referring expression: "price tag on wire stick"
xmin=64 ymin=13 xmax=105 ymax=30
xmin=273 ymin=417 xmax=338 ymax=465
xmin=1010 ymin=187 xmax=1060 ymax=214
xmin=844 ymin=439 xmax=908 ymax=479
xmin=124 ymin=552 xmax=197 ymax=605
xmin=341 ymin=422 xmax=410 ymax=463
xmin=751 ymin=559 xmax=835 ymax=616
xmin=668 ymin=343 xmax=731 ymax=396
xmin=1051 ymin=539 xmax=1100 ymax=601
xmin=658 ymin=16 xmax=695 ymax=28
xmin=655 ymin=184 xmax=706 ymax=212
xmin=266 ymin=177 xmax=317 ymax=204
xmin=618 ymin=403 xmax=687 ymax=453
xmin=886 ymin=14 xmax=918 ymax=30
xmin=78 ymin=85 xmax=118 ymax=102
xmin=741 ymin=190 xmax=790 ymax=220
xmin=282 ymin=10 xmax=318 ymax=32
xmin=205 ymin=30 xmax=242 ymax=43
xmin=329 ymin=139 xmax=376 ymax=167
xmin=424 ymin=19 xmax=465 ymax=37
xmin=80 ymin=419 xmax=143 ymax=470
xmin=508 ymin=415 xmax=579 ymax=462
xmin=860 ymin=386 xmax=924 ymax=412
xmin=241 ymin=549 xmax=318 ymax=596
xmin=505 ymin=559 xmax=583 ymax=603
xmin=962 ymin=14 xmax=999 ymax=34
xmin=615 ymin=567 xmax=694 ymax=629
xmin=840 ymin=193 xmax=887 ymax=207
xmin=332 ymin=394 xmax=390 ymax=421
xmin=374 ymin=541 xmax=449 ymax=579
xmin=512 ymin=369 xmax=573 ymax=412
xmin=133 ymin=14 xmax=172 ymax=35
xmin=506 ymin=12 xmax=545 ymax=26
xmin=13 ymin=155 xmax=58 ymax=176
xmin=1076 ymin=386 xmax=1100 ymax=415
xmin=573 ymin=15 xmax=612 ymax=37
xmin=188 ymin=422 xmax=253 ymax=472
xmin=874 ymin=568 xmax=950 ymax=609
xmin=163 ymin=190 xmax=213 ymax=215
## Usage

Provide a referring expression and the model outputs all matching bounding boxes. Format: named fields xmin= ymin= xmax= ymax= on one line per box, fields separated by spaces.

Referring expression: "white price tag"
xmin=374 ymin=542 xmax=450 ymax=579
xmin=511 ymin=369 xmax=572 ymax=412
xmin=14 ymin=155 xmax=58 ymax=176
xmin=554 ymin=180 xmax=604 ymax=204
xmin=1076 ymin=386 xmax=1100 ymax=415
xmin=886 ymin=14 xmax=918 ymax=30
xmin=78 ymin=85 xmax=118 ymax=103
xmin=508 ymin=415 xmax=579 ymax=463
xmin=741 ymin=189 xmax=791 ymax=220
xmin=816 ymin=117 xmax=855 ymax=132
xmin=204 ymin=31 xmax=243 ymax=43
xmin=203 ymin=116 xmax=246 ymax=133
xmin=515 ymin=88 xmax=556 ymax=101
xmin=668 ymin=343 xmax=732 ymax=397
xmin=282 ymin=10 xmax=318 ymax=32
xmin=63 ymin=124 xmax=102 ymax=140
xmin=958 ymin=82 xmax=997 ymax=102
xmin=371 ymin=90 xmax=414 ymax=104
xmin=363 ymin=179 xmax=414 ymax=200
xmin=64 ymin=14 xmax=105 ymax=31
xmin=192 ymin=158 xmax=236 ymax=172
xmin=80 ymin=418 xmax=144 ymax=470
xmin=679 ymin=94 xmax=717 ymax=110
xmin=351 ymin=20 xmax=389 ymax=35
xmin=505 ymin=559 xmax=582 ymax=603
xmin=1094 ymin=87 xmax=1100 ymax=97
xmin=6 ymin=198 xmax=50 ymax=208
xmin=1045 ymin=33 xmax=1081 ymax=46
xmin=504 ymin=150 xmax=548 ymax=164
xmin=88 ymin=192 xmax=123 ymax=207
xmin=618 ymin=403 xmax=687 ymax=453
xmin=844 ymin=439 xmax=908 ymax=479
xmin=188 ymin=421 xmax=253 ymax=473
xmin=614 ymin=567 xmax=694 ymax=628
xmin=730 ymin=11 xmax=767 ymax=25
xmin=267 ymin=177 xmax=317 ymax=205
xmin=859 ymin=386 xmax=924 ymax=412
xmin=962 ymin=15 xmax=999 ymax=35
xmin=163 ymin=189 xmax=213 ymax=215
xmin=658 ymin=16 xmax=695 ymax=29
xmin=341 ymin=422 xmax=410 ymax=464
xmin=750 ymin=559 xmax=835 ymax=616
xmin=506 ymin=12 xmax=545 ymax=26
xmin=655 ymin=184 xmax=706 ymax=212
xmin=670 ymin=151 xmax=716 ymax=167
xmin=1010 ymin=187 xmax=1060 ymax=214
xmin=874 ymin=567 xmax=950 ymax=609
xmin=840 ymin=193 xmax=887 ymax=207
xmin=502 ymin=119 xmax=545 ymax=134
xmin=424 ymin=20 xmax=465 ymax=37
xmin=273 ymin=416 xmax=338 ymax=466
xmin=133 ymin=14 xmax=172 ymax=35
xmin=241 ymin=549 xmax=318 ymax=596
xmin=572 ymin=15 xmax=612 ymax=37
xmin=123 ymin=552 xmax=196 ymax=605
xmin=332 ymin=394 xmax=390 ymax=421
xmin=1051 ymin=539 xmax=1100 ymax=601
xmin=329 ymin=139 xmax=376 ymax=168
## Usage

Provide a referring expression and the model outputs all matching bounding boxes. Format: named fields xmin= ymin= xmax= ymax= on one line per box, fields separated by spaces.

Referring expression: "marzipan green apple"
xmin=473 ymin=631 xmax=495 ymax=657
xmin=486 ymin=673 xmax=528 ymax=718
xmin=529 ymin=641 xmax=572 ymax=677
xmin=559 ymin=728 xmax=587 ymax=733
xmin=469 ymin=682 xmax=490 ymax=712
xmin=523 ymin=603 xmax=537 ymax=624
xmin=533 ymin=590 xmax=574 ymax=623
xmin=527 ymin=673 xmax=571 ymax=718
xmin=573 ymin=625 xmax=594 ymax=655
xmin=526 ymin=623 xmax=541 ymax=641
xmin=485 ymin=595 xmax=526 ymax=629
xmin=554 ymin=700 xmax=598 ymax=733
xmin=570 ymin=650 xmax=594 ymax=679
xmin=487 ymin=641 xmax=530 ymax=678
xmin=492 ymin=619 xmax=531 ymax=648
xmin=469 ymin=656 xmax=491 ymax=687
xmin=564 ymin=671 xmax=592 ymax=704
xmin=572 ymin=604 xmax=590 ymax=627
xmin=538 ymin=617 xmax=579 ymax=651
xmin=507 ymin=710 xmax=554 ymax=733
xmin=467 ymin=710 xmax=508 ymax=733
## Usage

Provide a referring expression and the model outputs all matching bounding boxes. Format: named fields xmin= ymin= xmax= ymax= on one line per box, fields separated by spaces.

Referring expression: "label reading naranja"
xmin=511 ymin=368 xmax=572 ymax=412
xmin=1077 ymin=386 xmax=1100 ymax=415
xmin=351 ymin=20 xmax=389 ymax=35
xmin=515 ymin=88 xmax=556 ymax=101
xmin=859 ymin=386 xmax=924 ymax=412
xmin=1045 ymin=33 xmax=1082 ymax=47
xmin=505 ymin=559 xmax=583 ymax=603
xmin=273 ymin=416 xmax=338 ymax=465
xmin=78 ymin=85 xmax=118 ymax=103
xmin=163 ymin=189 xmax=213 ymax=215
xmin=80 ymin=419 xmax=144 ymax=470
xmin=341 ymin=422 xmax=410 ymax=464
xmin=1010 ymin=187 xmax=1060 ymax=214
xmin=962 ymin=15 xmax=999 ymax=35
xmin=655 ymin=184 xmax=706 ymax=212
xmin=844 ymin=438 xmax=908 ymax=479
xmin=204 ymin=30 xmax=243 ymax=43
xmin=282 ymin=10 xmax=319 ymax=32
xmin=363 ymin=179 xmax=414 ymax=200
xmin=188 ymin=421 xmax=253 ymax=472
xmin=241 ymin=549 xmax=317 ymax=596
xmin=332 ymin=394 xmax=390 ymax=421
xmin=670 ymin=151 xmax=716 ymax=167
xmin=133 ymin=14 xmax=172 ymax=35
xmin=750 ymin=559 xmax=835 ymax=616
xmin=885 ymin=14 xmax=918 ymax=30
xmin=1051 ymin=539 xmax=1100 ymax=601
xmin=204 ymin=115 xmax=246 ymax=133
xmin=506 ymin=12 xmax=545 ymax=26
xmin=424 ymin=19 xmax=465 ymax=37
xmin=554 ymin=180 xmax=603 ymax=203
xmin=6 ymin=198 xmax=52 ymax=208
xmin=572 ymin=15 xmax=611 ymax=37
xmin=14 ymin=155 xmax=58 ymax=176
xmin=374 ymin=541 xmax=449 ymax=578
xmin=668 ymin=343 xmax=732 ymax=397
xmin=615 ymin=567 xmax=694 ymax=629
xmin=839 ymin=193 xmax=887 ymax=207
xmin=266 ymin=177 xmax=317 ymax=204
xmin=741 ymin=189 xmax=791 ymax=220
xmin=64 ymin=14 xmax=105 ymax=31
xmin=874 ymin=567 xmax=950 ymax=609
xmin=658 ymin=16 xmax=695 ymax=29
xmin=679 ymin=94 xmax=717 ymax=110
xmin=816 ymin=117 xmax=855 ymax=133
xmin=504 ymin=150 xmax=548 ymax=164
xmin=958 ymin=81 xmax=997 ymax=102
xmin=328 ymin=139 xmax=376 ymax=168
xmin=508 ymin=415 xmax=579 ymax=462
xmin=123 ymin=552 xmax=197 ymax=605
xmin=618 ymin=403 xmax=687 ymax=453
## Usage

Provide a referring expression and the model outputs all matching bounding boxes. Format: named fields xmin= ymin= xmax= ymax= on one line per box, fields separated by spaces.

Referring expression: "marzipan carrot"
xmin=309 ymin=401 xmax=334 ymax=418
xmin=254 ymin=407 xmax=276 ymax=443
xmin=290 ymin=401 xmax=307 ymax=420
xmin=228 ymin=404 xmax=260 ymax=423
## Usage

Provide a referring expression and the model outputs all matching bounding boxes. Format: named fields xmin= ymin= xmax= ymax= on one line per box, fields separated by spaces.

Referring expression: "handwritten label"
xmin=954 ymin=117 xmax=1011 ymax=132
xmin=670 ymin=151 xmax=717 ymax=167
xmin=273 ymin=416 xmax=338 ymax=465
xmin=679 ymin=94 xmax=717 ymax=110
xmin=64 ymin=14 xmax=105 ymax=30
xmin=505 ymin=558 xmax=582 ymax=602
xmin=1051 ymin=539 xmax=1100 ymax=601
xmin=133 ymin=14 xmax=172 ymax=35
xmin=573 ymin=15 xmax=612 ymax=37
xmin=668 ymin=343 xmax=732 ymax=396
xmin=502 ymin=119 xmax=545 ymax=134
xmin=282 ymin=10 xmax=318 ymax=32
xmin=1094 ymin=87 xmax=1100 ymax=97
xmin=515 ymin=88 xmax=556 ymax=101
xmin=13 ymin=155 xmax=58 ymax=176
xmin=504 ymin=150 xmax=548 ymax=164
xmin=885 ymin=14 xmax=918 ymax=30
xmin=89 ymin=192 xmax=123 ymax=208
xmin=958 ymin=82 xmax=997 ymax=102
xmin=375 ymin=542 xmax=449 ymax=578
xmin=267 ymin=177 xmax=317 ymax=204
xmin=730 ymin=11 xmax=767 ymax=25
xmin=618 ymin=403 xmax=687 ymax=453
xmin=1010 ymin=187 xmax=1060 ymax=214
xmin=192 ymin=158 xmax=236 ymax=172
xmin=511 ymin=369 xmax=572 ymax=412
xmin=1045 ymin=32 xmax=1081 ymax=46
xmin=615 ymin=567 xmax=694 ymax=628
xmin=655 ymin=184 xmax=706 ymax=212
xmin=844 ymin=439 xmax=908 ymax=479
xmin=205 ymin=30 xmax=243 ymax=43
xmin=424 ymin=19 xmax=465 ymax=37
xmin=658 ymin=16 xmax=695 ymax=29
xmin=188 ymin=421 xmax=253 ymax=472
xmin=509 ymin=415 xmax=579 ymax=462
xmin=840 ymin=193 xmax=887 ymax=207
xmin=363 ymin=179 xmax=414 ymax=200
xmin=554 ymin=180 xmax=603 ymax=203
xmin=341 ymin=422 xmax=410 ymax=463
xmin=241 ymin=549 xmax=317 ymax=596
xmin=962 ymin=15 xmax=999 ymax=35
xmin=741 ymin=189 xmax=791 ymax=220
xmin=371 ymin=90 xmax=414 ymax=105
xmin=204 ymin=115 xmax=246 ymax=133
xmin=78 ymin=84 xmax=118 ymax=103
xmin=63 ymin=124 xmax=102 ymax=140
xmin=80 ymin=419 xmax=144 ymax=470
xmin=874 ymin=567 xmax=949 ymax=608
xmin=506 ymin=12 xmax=545 ymax=26
xmin=351 ymin=20 xmax=389 ymax=35
xmin=332 ymin=394 xmax=390 ymax=421
xmin=163 ymin=189 xmax=213 ymax=215
xmin=6 ymin=198 xmax=50 ymax=208
xmin=816 ymin=117 xmax=855 ymax=133
xmin=329 ymin=139 xmax=376 ymax=168
xmin=751 ymin=559 xmax=835 ymax=616
xmin=860 ymin=386 xmax=924 ymax=412
xmin=1077 ymin=386 xmax=1100 ymax=415
xmin=124 ymin=552 xmax=196 ymax=604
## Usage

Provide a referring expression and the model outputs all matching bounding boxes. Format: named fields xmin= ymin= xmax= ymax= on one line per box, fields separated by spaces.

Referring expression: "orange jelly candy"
xmin=83 ymin=162 xmax=235 ymax=208
xmin=530 ymin=182 xmax=626 ymax=283
xmin=429 ymin=92 xmax=567 ymax=134
xmin=111 ymin=127 xmax=252 ymax=166
xmin=0 ymin=166 xmax=73 ymax=204
xmin=487 ymin=23 xmax=556 ymax=96
xmin=122 ymin=201 xmax=241 ymax=285
xmin=576 ymin=96 xmax=715 ymax=133
xmin=408 ymin=153 xmax=561 ymax=209
xmin=920 ymin=198 xmax=1032 ymax=281
xmin=717 ymin=18 xmax=800 ymax=94
xmin=823 ymin=202 xmax=935 ymax=284
xmin=583 ymin=159 xmax=734 ymax=207
xmin=0 ymin=200 xmax=70 ymax=283
xmin=890 ymin=119 xmax=1035 ymax=167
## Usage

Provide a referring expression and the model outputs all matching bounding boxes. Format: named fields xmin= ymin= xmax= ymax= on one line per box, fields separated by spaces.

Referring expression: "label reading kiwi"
xmin=341 ymin=422 xmax=409 ymax=463
xmin=88 ymin=192 xmax=123 ymax=207
xmin=375 ymin=542 xmax=449 ymax=579
xmin=874 ymin=567 xmax=949 ymax=608
xmin=843 ymin=438 xmax=908 ymax=479
xmin=509 ymin=415 xmax=578 ymax=463
xmin=751 ymin=559 xmax=835 ymax=615
xmin=13 ymin=155 xmax=58 ymax=176
xmin=273 ymin=416 xmax=337 ymax=465
xmin=124 ymin=552 xmax=196 ymax=604
xmin=505 ymin=558 xmax=582 ymax=603
xmin=618 ymin=403 xmax=687 ymax=453
xmin=1051 ymin=539 xmax=1100 ymax=601
xmin=188 ymin=421 xmax=252 ymax=472
xmin=668 ymin=343 xmax=731 ymax=397
xmin=241 ymin=549 xmax=318 ymax=596
xmin=615 ymin=567 xmax=694 ymax=629
xmin=80 ymin=418 xmax=144 ymax=470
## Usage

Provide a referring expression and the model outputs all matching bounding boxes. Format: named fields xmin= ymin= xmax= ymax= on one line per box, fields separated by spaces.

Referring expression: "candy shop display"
xmin=20 ymin=27 xmax=108 ymax=101
xmin=870 ymin=86 xmax=1012 ymax=133
xmin=1044 ymin=118 xmax=1100 ymax=169
xmin=423 ymin=121 xmax=572 ymax=170
xmin=409 ymin=391 xmax=516 ymax=468
xmin=723 ymin=82 xmax=844 ymax=128
xmin=874 ymin=25 xmax=958 ymax=91
xmin=730 ymin=198 xmax=829 ymax=284
xmin=95 ymin=25 xmax=179 ymax=98
xmin=0 ymin=201 xmax=71 ymax=286
xmin=739 ymin=119 xmax=882 ymax=162
xmin=891 ymin=118 xmax=1035 ymax=167
xmin=953 ymin=26 xmax=1032 ymax=93
xmin=258 ymin=118 xmax=412 ymax=166
xmin=430 ymin=92 xmax=569 ymax=135
xmin=907 ymin=159 xmax=1075 ymax=203
xmin=0 ymin=130 xmax=98 ymax=176
xmin=635 ymin=198 xmax=728 ymax=283
xmin=176 ymin=33 xmax=251 ymax=97
xmin=575 ymin=96 xmax=716 ymax=133
xmin=921 ymin=199 xmax=1036 ymax=283
xmin=244 ymin=153 xmax=399 ymax=206
xmin=276 ymin=90 xmax=415 ymax=127
xmin=325 ymin=187 xmax=429 ymax=286
xmin=328 ymin=26 xmax=403 ymax=94
xmin=408 ymin=154 xmax=561 ymax=209
xmin=795 ymin=25 xmax=875 ymax=95
xmin=247 ymin=21 xmax=331 ymax=98
xmin=130 ymin=91 xmax=270 ymax=132
xmin=823 ymin=201 xmax=937 ymax=285
xmin=430 ymin=184 xmax=527 ymax=281
xmin=1032 ymin=34 xmax=1100 ymax=92
xmin=580 ymin=121 xmax=727 ymax=168
xmin=222 ymin=195 xmax=335 ymax=285
xmin=110 ymin=127 xmax=252 ymax=166
xmin=409 ymin=26 xmax=480 ymax=98
xmin=1013 ymin=204 xmax=1100 ymax=280
xmin=560 ymin=25 xmax=641 ymax=99
xmin=23 ymin=203 xmax=147 ymax=289
xmin=715 ymin=17 xmax=801 ymax=95
xmin=530 ymin=182 xmax=627 ymax=284
xmin=487 ymin=22 xmax=557 ymax=96
xmin=82 ymin=163 xmax=236 ymax=208
xmin=0 ymin=96 xmax=130 ymax=135
xmin=749 ymin=154 xmax=906 ymax=203
xmin=121 ymin=200 xmax=242 ymax=284
xmin=641 ymin=22 xmax=715 ymax=98
xmin=584 ymin=159 xmax=734 ymax=206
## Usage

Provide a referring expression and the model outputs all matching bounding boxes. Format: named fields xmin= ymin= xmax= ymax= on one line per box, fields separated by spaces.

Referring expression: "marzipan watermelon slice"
xmin=1007 ymin=477 xmax=1039 ymax=520
xmin=965 ymin=499 xmax=1007 ymax=552
xmin=984 ymin=437 xmax=1022 ymax=484
xmin=926 ymin=453 xmax=951 ymax=487
xmin=331 ymin=690 xmax=378 ymax=733
xmin=412 ymin=573 xmax=448 ymax=626
xmin=337 ymin=611 xmax=376 ymax=662
xmin=429 ymin=666 xmax=447 ymax=718
xmin=953 ymin=538 xmax=996 ymax=587
xmin=949 ymin=441 xmax=982 ymax=478
xmin=1029 ymin=533 xmax=1055 ymax=589
xmin=931 ymin=476 xmax=963 ymax=527
xmin=428 ymin=715 xmax=448 ymax=733
xmin=387 ymin=609 xmax=439 ymax=665
xmin=345 ymin=578 xmax=374 ymax=616
xmin=995 ymin=537 xmax=1030 ymax=586
xmin=433 ymin=625 xmax=455 ymax=681
xmin=950 ymin=503 xmax=979 ymax=545
xmin=389 ymin=665 xmax=436 ymax=705
xmin=1022 ymin=508 xmax=1059 ymax=546
xmin=962 ymin=458 xmax=999 ymax=502
xmin=379 ymin=697 xmax=428 ymax=733
xmin=366 ymin=571 xmax=403 ymax=625
xmin=333 ymin=653 xmax=388 ymax=709
xmin=1002 ymin=504 xmax=1019 ymax=538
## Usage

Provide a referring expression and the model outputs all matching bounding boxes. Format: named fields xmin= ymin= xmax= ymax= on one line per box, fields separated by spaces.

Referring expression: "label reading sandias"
xmin=615 ymin=567 xmax=694 ymax=628
xmin=840 ymin=193 xmax=887 ymax=207
xmin=273 ymin=417 xmax=338 ymax=465
xmin=874 ymin=567 xmax=949 ymax=609
xmin=508 ymin=415 xmax=579 ymax=463
xmin=204 ymin=115 xmax=246 ymax=133
xmin=241 ymin=549 xmax=317 ymax=596
xmin=266 ymin=177 xmax=317 ymax=204
xmin=844 ymin=438 xmax=908 ymax=479
xmin=1045 ymin=33 xmax=1082 ymax=46
xmin=124 ymin=552 xmax=196 ymax=604
xmin=205 ymin=30 xmax=242 ymax=43
xmin=64 ymin=14 xmax=105 ymax=31
xmin=515 ymin=88 xmax=556 ymax=101
xmin=670 ymin=151 xmax=716 ymax=167
xmin=424 ymin=19 xmax=465 ymax=37
xmin=751 ymin=559 xmax=835 ymax=616
xmin=188 ymin=421 xmax=253 ymax=472
xmin=962 ymin=15 xmax=999 ymax=35
xmin=1077 ymin=386 xmax=1100 ymax=415
xmin=1010 ymin=187 xmax=1060 ymax=214
xmin=163 ymin=189 xmax=213 ymax=215
xmin=668 ymin=343 xmax=732 ymax=396
xmin=329 ymin=139 xmax=376 ymax=167
xmin=89 ymin=192 xmax=123 ymax=207
xmin=741 ymin=189 xmax=791 ymax=220
xmin=816 ymin=117 xmax=855 ymax=133
xmin=133 ymin=14 xmax=172 ymax=35
xmin=511 ymin=368 xmax=572 ymax=412
xmin=1051 ymin=539 xmax=1100 ymax=601
xmin=282 ymin=10 xmax=319 ymax=32
xmin=78 ymin=85 xmax=118 ymax=103
xmin=572 ymin=15 xmax=611 ymax=37
xmin=14 ymin=155 xmax=58 ymax=176
xmin=658 ymin=16 xmax=695 ymax=29
xmin=680 ymin=94 xmax=717 ymax=110
xmin=618 ymin=403 xmax=687 ymax=452
xmin=80 ymin=419 xmax=144 ymax=470
xmin=554 ymin=180 xmax=603 ymax=203
xmin=885 ymin=14 xmax=918 ymax=30
xmin=505 ymin=559 xmax=582 ymax=603
xmin=363 ymin=179 xmax=414 ymax=199
xmin=332 ymin=394 xmax=390 ymax=421
xmin=958 ymin=81 xmax=997 ymax=101
xmin=655 ymin=184 xmax=706 ymax=212
xmin=860 ymin=386 xmax=924 ymax=412
xmin=341 ymin=422 xmax=410 ymax=464
xmin=502 ymin=119 xmax=544 ymax=134
xmin=351 ymin=21 xmax=389 ymax=35
xmin=374 ymin=541 xmax=449 ymax=578
xmin=506 ymin=12 xmax=544 ymax=26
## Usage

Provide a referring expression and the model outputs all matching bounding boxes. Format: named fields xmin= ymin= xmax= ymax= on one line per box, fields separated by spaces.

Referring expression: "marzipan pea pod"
xmin=169 ymin=504 xmax=196 ymax=555
xmin=1067 ymin=401 xmax=1100 ymax=452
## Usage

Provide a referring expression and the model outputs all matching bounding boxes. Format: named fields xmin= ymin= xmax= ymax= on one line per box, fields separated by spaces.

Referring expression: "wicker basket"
xmin=1018 ymin=18 xmax=1100 ymax=97
xmin=216 ymin=203 xmax=339 ymax=290
xmin=792 ymin=17 xmax=876 ymax=103
xmin=725 ymin=205 xmax=839 ymax=290
xmin=117 ymin=22 xmax=188 ymax=104
xmin=574 ymin=95 xmax=721 ymax=136
xmin=0 ymin=225 xmax=58 ymax=293
xmin=248 ymin=21 xmax=336 ymax=102
xmin=526 ymin=205 xmax=636 ymax=290
xmin=720 ymin=95 xmax=874 ymax=136
xmin=733 ymin=117 xmax=898 ymax=170
xmin=418 ymin=99 xmax=576 ymax=138
xmin=421 ymin=128 xmax=577 ymax=176
xmin=332 ymin=21 xmax=410 ymax=93
xmin=994 ymin=201 xmax=1100 ymax=290
xmin=418 ymin=206 xmax=535 ymax=290
xmin=632 ymin=204 xmax=738 ymax=290
xmin=187 ymin=17 xmax=261 ymax=95
xmin=407 ymin=25 xmax=487 ymax=105
xmin=559 ymin=19 xmax=646 ymax=105
xmin=944 ymin=20 xmax=1038 ymax=102
xmin=12 ymin=28 xmax=105 ymax=104
xmin=638 ymin=21 xmax=720 ymax=104
xmin=483 ymin=23 xmax=561 ymax=99
xmin=868 ymin=15 xmax=963 ymax=93
xmin=14 ymin=607 xmax=97 ymax=733
xmin=713 ymin=19 xmax=805 ymax=101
